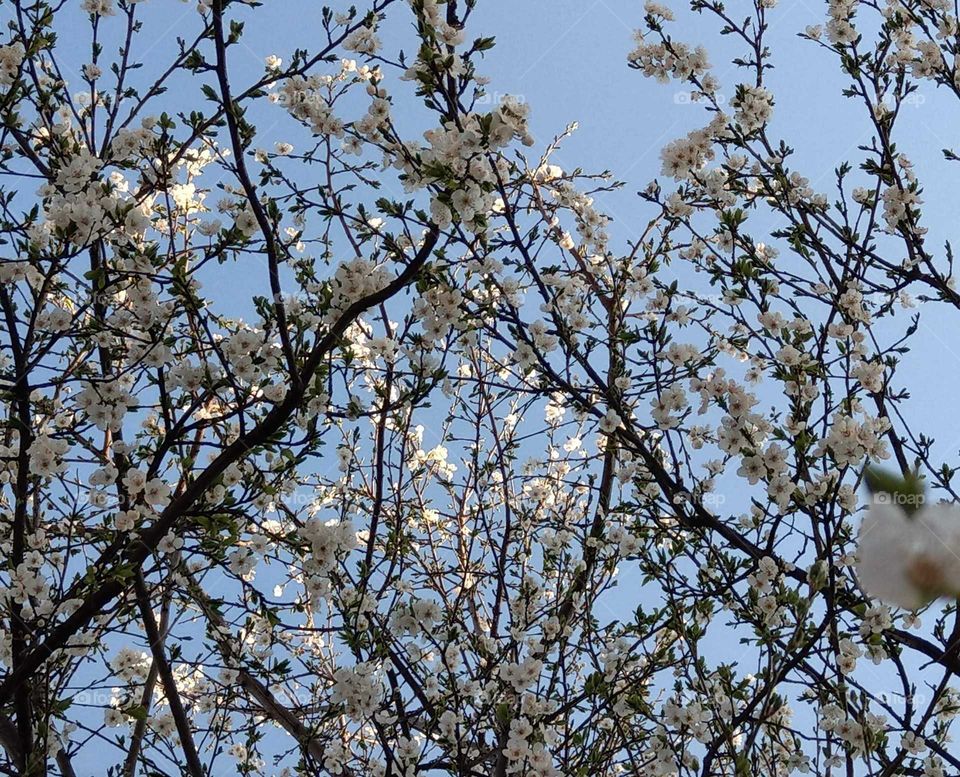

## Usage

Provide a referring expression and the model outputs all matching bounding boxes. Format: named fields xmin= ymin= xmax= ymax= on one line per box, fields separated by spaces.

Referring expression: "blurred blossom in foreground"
xmin=857 ymin=501 xmax=960 ymax=610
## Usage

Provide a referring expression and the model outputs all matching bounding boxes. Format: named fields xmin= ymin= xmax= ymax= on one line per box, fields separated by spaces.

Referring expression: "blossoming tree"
xmin=2 ymin=0 xmax=960 ymax=775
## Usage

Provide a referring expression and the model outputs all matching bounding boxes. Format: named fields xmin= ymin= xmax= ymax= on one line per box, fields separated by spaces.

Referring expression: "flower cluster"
xmin=0 ymin=41 xmax=24 ymax=86
xmin=331 ymin=662 xmax=384 ymax=720
xmin=732 ymin=85 xmax=774 ymax=134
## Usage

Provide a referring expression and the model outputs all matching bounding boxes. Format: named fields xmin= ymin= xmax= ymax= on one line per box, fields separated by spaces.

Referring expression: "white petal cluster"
xmin=28 ymin=434 xmax=69 ymax=477
xmin=0 ymin=41 xmax=24 ymax=86
xmin=327 ymin=257 xmax=391 ymax=317
xmin=76 ymin=380 xmax=137 ymax=431
xmin=302 ymin=518 xmax=358 ymax=576
xmin=343 ymin=24 xmax=382 ymax=56
xmin=659 ymin=119 xmax=722 ymax=181
xmin=732 ymin=85 xmax=774 ymax=134
xmin=278 ymin=76 xmax=346 ymax=136
xmin=331 ymin=662 xmax=384 ymax=719
xmin=815 ymin=411 xmax=890 ymax=466
xmin=628 ymin=37 xmax=710 ymax=84
xmin=81 ymin=0 xmax=115 ymax=16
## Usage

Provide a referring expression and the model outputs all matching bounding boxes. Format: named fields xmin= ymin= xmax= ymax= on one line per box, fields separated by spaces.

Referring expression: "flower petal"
xmin=856 ymin=503 xmax=926 ymax=610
